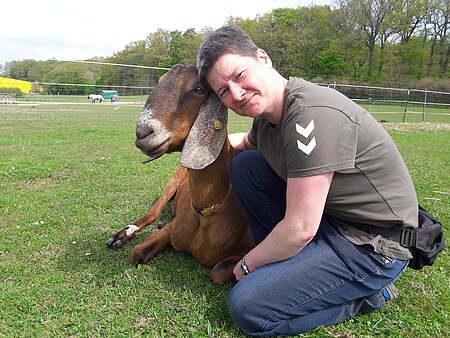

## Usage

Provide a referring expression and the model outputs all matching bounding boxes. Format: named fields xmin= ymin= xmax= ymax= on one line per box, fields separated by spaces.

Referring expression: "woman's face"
xmin=206 ymin=51 xmax=274 ymax=118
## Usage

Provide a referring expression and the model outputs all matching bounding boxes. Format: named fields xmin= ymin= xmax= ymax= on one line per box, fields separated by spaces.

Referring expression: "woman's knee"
xmin=228 ymin=282 xmax=266 ymax=336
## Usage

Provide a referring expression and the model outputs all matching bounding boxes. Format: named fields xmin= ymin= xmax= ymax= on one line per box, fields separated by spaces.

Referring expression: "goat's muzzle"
xmin=135 ymin=110 xmax=171 ymax=163
xmin=137 ymin=138 xmax=170 ymax=163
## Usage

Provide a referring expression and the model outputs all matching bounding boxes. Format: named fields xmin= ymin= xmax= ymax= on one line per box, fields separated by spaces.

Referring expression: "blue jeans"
xmin=229 ymin=151 xmax=409 ymax=336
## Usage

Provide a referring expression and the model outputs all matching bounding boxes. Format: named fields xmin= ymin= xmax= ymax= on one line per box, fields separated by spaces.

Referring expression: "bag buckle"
xmin=400 ymin=228 xmax=415 ymax=248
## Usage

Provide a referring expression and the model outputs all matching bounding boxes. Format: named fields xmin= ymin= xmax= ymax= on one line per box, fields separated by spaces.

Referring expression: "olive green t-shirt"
xmin=248 ymin=78 xmax=418 ymax=260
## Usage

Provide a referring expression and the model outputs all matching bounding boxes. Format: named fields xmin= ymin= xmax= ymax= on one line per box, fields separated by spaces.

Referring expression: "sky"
xmin=0 ymin=0 xmax=332 ymax=66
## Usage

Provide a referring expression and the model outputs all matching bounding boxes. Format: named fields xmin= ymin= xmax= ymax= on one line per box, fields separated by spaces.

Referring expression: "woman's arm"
xmin=228 ymin=132 xmax=257 ymax=152
xmin=234 ymin=172 xmax=334 ymax=280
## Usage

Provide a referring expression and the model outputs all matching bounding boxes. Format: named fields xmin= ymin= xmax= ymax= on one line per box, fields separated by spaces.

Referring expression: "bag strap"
xmin=356 ymin=205 xmax=441 ymax=250
xmin=399 ymin=228 xmax=416 ymax=248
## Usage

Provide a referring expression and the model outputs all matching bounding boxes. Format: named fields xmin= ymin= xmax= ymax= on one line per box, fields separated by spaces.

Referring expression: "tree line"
xmin=3 ymin=0 xmax=450 ymax=95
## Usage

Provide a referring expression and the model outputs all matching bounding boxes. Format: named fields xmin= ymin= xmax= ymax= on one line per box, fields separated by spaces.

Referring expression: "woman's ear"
xmin=257 ymin=49 xmax=272 ymax=67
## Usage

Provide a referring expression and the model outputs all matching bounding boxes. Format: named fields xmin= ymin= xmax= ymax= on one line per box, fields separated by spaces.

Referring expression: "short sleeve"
xmin=248 ymin=118 xmax=259 ymax=147
xmin=283 ymin=106 xmax=360 ymax=177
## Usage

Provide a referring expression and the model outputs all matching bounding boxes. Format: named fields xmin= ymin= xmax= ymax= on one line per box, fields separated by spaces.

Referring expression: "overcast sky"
xmin=0 ymin=0 xmax=332 ymax=65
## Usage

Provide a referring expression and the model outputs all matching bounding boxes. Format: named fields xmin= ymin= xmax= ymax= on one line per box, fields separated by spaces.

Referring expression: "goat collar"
xmin=191 ymin=185 xmax=232 ymax=217
xmin=192 ymin=202 xmax=224 ymax=217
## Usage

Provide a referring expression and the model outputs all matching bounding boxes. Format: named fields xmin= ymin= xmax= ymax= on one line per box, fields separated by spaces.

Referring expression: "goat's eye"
xmin=194 ymin=87 xmax=206 ymax=95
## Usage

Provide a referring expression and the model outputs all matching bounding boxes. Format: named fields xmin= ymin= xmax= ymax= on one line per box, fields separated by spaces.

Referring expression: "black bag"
xmin=400 ymin=205 xmax=446 ymax=270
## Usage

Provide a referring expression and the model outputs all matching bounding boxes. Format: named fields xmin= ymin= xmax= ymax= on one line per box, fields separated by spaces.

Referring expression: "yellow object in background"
xmin=0 ymin=76 xmax=32 ymax=93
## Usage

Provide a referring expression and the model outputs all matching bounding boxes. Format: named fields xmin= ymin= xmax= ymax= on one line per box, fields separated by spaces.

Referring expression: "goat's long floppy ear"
xmin=180 ymin=94 xmax=228 ymax=170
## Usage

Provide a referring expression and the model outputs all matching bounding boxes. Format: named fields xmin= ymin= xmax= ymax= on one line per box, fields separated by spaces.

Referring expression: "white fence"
xmin=5 ymin=60 xmax=449 ymax=122
xmin=322 ymin=83 xmax=450 ymax=122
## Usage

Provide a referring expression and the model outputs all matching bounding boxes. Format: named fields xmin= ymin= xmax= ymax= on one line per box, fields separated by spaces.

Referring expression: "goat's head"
xmin=135 ymin=64 xmax=228 ymax=169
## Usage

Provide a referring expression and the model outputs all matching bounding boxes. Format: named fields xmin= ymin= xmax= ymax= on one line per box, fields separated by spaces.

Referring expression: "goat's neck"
xmin=188 ymin=138 xmax=234 ymax=207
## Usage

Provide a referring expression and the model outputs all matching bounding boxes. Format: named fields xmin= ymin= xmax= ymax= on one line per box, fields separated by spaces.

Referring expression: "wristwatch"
xmin=240 ymin=255 xmax=250 ymax=276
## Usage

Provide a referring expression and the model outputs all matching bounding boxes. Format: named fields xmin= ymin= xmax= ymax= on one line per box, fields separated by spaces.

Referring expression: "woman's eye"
xmin=220 ymin=88 xmax=229 ymax=98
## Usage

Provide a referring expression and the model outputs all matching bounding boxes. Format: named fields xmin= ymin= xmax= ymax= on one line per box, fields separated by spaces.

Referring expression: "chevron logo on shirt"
xmin=296 ymin=120 xmax=316 ymax=155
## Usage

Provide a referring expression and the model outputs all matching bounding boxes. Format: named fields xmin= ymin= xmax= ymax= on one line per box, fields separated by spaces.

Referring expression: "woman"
xmin=196 ymin=25 xmax=418 ymax=336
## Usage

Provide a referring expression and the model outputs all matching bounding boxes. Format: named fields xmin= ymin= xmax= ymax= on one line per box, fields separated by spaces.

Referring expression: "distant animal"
xmin=88 ymin=94 xmax=103 ymax=103
xmin=106 ymin=64 xmax=254 ymax=284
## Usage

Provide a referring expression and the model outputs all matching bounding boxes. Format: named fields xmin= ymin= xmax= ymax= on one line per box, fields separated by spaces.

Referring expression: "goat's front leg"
xmin=129 ymin=225 xmax=172 ymax=265
xmin=106 ymin=165 xmax=187 ymax=249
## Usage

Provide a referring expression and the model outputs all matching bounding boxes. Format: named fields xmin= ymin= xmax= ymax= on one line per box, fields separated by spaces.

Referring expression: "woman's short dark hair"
xmin=196 ymin=25 xmax=259 ymax=89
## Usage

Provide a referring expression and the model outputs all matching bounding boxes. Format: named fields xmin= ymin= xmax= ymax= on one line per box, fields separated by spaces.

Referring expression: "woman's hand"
xmin=233 ymin=258 xmax=246 ymax=281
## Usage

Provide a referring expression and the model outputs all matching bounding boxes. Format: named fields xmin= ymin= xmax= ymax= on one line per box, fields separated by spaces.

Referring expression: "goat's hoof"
xmin=106 ymin=224 xmax=139 ymax=249
xmin=106 ymin=236 xmax=119 ymax=248
xmin=106 ymin=237 xmax=124 ymax=248
xmin=129 ymin=247 xmax=148 ymax=266
xmin=106 ymin=233 xmax=127 ymax=249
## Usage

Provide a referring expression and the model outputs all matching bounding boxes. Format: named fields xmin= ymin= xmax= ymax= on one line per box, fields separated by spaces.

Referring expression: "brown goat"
xmin=106 ymin=64 xmax=254 ymax=284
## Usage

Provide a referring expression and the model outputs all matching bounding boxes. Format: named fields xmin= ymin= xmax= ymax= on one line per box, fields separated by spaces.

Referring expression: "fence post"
xmin=422 ymin=88 xmax=427 ymax=122
xmin=402 ymin=89 xmax=410 ymax=123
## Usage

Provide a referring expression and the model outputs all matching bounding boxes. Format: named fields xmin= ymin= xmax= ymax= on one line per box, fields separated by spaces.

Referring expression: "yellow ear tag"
xmin=213 ymin=119 xmax=222 ymax=130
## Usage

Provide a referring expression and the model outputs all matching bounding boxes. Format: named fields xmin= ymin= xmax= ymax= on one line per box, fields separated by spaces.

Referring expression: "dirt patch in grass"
xmin=381 ymin=122 xmax=450 ymax=132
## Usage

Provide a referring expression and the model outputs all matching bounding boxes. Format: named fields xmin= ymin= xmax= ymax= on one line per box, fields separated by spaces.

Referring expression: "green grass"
xmin=0 ymin=103 xmax=449 ymax=337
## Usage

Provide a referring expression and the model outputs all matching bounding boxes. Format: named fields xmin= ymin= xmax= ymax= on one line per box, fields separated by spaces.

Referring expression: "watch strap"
xmin=240 ymin=255 xmax=250 ymax=275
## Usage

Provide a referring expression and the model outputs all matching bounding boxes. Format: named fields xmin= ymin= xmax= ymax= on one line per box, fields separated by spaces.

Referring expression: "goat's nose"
xmin=136 ymin=124 xmax=154 ymax=141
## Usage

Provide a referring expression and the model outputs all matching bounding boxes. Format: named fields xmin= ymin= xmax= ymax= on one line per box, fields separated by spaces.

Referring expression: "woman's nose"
xmin=230 ymin=84 xmax=244 ymax=102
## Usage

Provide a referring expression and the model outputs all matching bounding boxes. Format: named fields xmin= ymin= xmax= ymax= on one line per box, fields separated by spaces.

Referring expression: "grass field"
xmin=0 ymin=102 xmax=449 ymax=337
